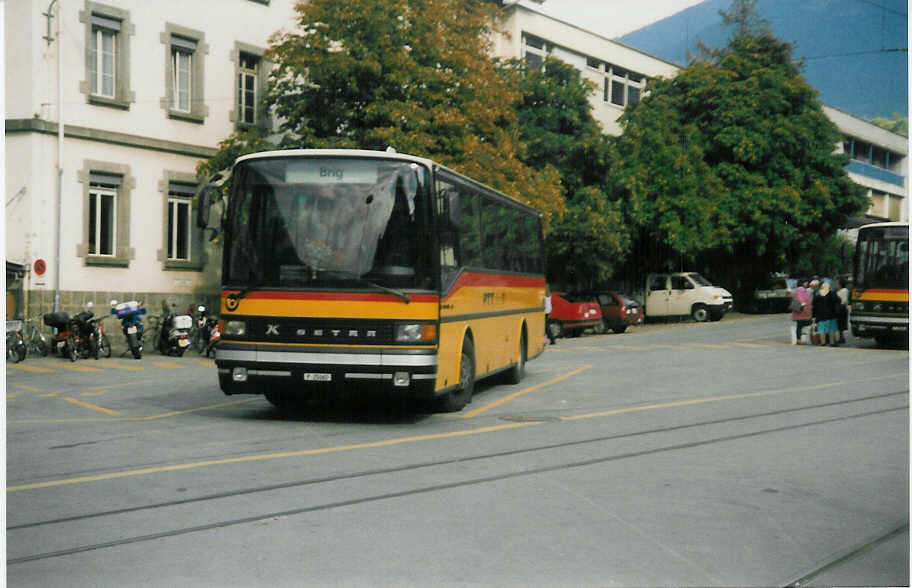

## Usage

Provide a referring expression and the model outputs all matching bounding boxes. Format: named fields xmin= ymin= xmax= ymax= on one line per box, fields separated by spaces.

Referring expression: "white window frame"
xmin=523 ymin=34 xmax=549 ymax=70
xmin=90 ymin=25 xmax=117 ymax=98
xmin=238 ymin=53 xmax=258 ymax=125
xmin=88 ymin=185 xmax=117 ymax=257
xmin=167 ymin=195 xmax=192 ymax=261
xmin=604 ymin=65 xmax=646 ymax=108
xmin=172 ymin=46 xmax=192 ymax=113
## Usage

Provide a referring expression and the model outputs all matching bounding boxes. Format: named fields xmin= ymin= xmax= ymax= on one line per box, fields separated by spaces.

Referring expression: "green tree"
xmin=510 ymin=57 xmax=628 ymax=288
xmin=870 ymin=115 xmax=908 ymax=138
xmin=609 ymin=0 xmax=867 ymax=300
xmin=199 ymin=0 xmax=564 ymax=224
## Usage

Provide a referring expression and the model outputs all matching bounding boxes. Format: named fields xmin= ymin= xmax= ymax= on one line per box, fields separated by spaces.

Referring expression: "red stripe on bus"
xmin=222 ymin=291 xmax=439 ymax=303
xmin=442 ymin=272 xmax=545 ymax=302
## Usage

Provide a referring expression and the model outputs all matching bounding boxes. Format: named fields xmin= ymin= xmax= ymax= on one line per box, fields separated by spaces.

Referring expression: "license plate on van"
xmin=303 ymin=373 xmax=332 ymax=382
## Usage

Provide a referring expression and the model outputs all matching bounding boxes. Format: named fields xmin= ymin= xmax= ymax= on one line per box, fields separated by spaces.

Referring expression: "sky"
xmin=519 ymin=0 xmax=706 ymax=39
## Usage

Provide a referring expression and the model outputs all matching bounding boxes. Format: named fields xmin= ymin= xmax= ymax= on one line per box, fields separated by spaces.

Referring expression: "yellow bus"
xmin=851 ymin=221 xmax=909 ymax=346
xmin=200 ymin=149 xmax=546 ymax=411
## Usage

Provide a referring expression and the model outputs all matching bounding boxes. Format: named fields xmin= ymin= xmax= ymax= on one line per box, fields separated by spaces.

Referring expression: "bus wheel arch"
xmin=503 ymin=323 xmax=527 ymax=385
xmin=438 ymin=334 xmax=475 ymax=412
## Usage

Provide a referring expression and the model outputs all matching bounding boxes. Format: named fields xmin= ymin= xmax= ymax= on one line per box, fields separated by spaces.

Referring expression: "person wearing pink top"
xmin=791 ymin=279 xmax=813 ymax=344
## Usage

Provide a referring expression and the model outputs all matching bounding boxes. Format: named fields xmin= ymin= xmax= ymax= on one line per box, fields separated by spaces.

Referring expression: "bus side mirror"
xmin=196 ymin=170 xmax=228 ymax=241
xmin=196 ymin=184 xmax=218 ymax=229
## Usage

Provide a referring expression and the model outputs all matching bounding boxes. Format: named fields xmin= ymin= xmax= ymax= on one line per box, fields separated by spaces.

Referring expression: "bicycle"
xmin=23 ymin=317 xmax=49 ymax=358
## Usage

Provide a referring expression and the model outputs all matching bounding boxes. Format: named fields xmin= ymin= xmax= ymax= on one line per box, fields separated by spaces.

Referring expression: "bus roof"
xmin=234 ymin=149 xmax=436 ymax=169
xmin=858 ymin=221 xmax=909 ymax=231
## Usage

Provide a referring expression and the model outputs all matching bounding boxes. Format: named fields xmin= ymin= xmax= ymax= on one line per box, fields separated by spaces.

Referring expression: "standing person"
xmin=544 ymin=287 xmax=555 ymax=345
xmin=791 ymin=279 xmax=812 ymax=345
xmin=836 ymin=278 xmax=850 ymax=344
xmin=808 ymin=279 xmax=821 ymax=344
xmin=815 ymin=282 xmax=840 ymax=346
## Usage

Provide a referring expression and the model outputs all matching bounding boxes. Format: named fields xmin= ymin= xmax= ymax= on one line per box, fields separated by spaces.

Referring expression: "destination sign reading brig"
xmin=286 ymin=159 xmax=379 ymax=184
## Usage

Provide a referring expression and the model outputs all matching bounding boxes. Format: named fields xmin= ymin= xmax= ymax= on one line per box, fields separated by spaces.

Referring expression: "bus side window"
xmin=438 ymin=186 xmax=459 ymax=281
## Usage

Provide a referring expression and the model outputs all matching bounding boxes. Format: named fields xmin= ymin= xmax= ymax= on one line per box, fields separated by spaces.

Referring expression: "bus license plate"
xmin=127 ymin=326 xmax=138 ymax=334
xmin=303 ymin=373 xmax=332 ymax=382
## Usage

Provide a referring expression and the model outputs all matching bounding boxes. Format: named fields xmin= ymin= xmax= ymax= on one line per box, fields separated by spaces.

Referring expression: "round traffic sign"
xmin=33 ymin=259 xmax=46 ymax=276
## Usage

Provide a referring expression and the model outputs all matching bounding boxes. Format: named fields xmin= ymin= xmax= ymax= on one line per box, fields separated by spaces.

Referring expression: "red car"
xmin=570 ymin=291 xmax=644 ymax=334
xmin=547 ymin=293 xmax=603 ymax=339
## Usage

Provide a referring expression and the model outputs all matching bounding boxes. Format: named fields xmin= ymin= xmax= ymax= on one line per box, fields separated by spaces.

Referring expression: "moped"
xmin=6 ymin=320 xmax=27 ymax=363
xmin=112 ymin=300 xmax=147 ymax=359
xmin=44 ymin=311 xmax=77 ymax=361
xmin=156 ymin=302 xmax=193 ymax=356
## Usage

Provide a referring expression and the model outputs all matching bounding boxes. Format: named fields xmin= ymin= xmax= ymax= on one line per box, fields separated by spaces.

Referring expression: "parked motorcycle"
xmin=194 ymin=305 xmax=218 ymax=355
xmin=112 ymin=300 xmax=146 ymax=359
xmin=71 ymin=306 xmax=103 ymax=360
xmin=6 ymin=320 xmax=27 ymax=363
xmin=204 ymin=320 xmax=220 ymax=358
xmin=156 ymin=303 xmax=193 ymax=356
xmin=44 ymin=311 xmax=77 ymax=361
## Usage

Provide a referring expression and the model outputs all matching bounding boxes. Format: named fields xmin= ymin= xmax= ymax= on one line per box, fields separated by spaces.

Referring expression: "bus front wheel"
xmin=439 ymin=339 xmax=474 ymax=412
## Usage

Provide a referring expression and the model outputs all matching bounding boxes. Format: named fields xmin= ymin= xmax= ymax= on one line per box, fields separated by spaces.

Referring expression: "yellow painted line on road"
xmin=14 ymin=384 xmax=43 ymax=392
xmin=733 ymin=342 xmax=769 ymax=348
xmin=39 ymin=392 xmax=62 ymax=398
xmin=151 ymin=361 xmax=184 ymax=369
xmin=101 ymin=362 xmax=145 ymax=372
xmin=9 ymin=371 xmax=907 ymax=492
xmin=7 ymin=421 xmax=536 ymax=492
xmin=458 ymin=365 xmax=593 ymax=419
xmin=7 ymin=393 xmax=18 ymax=400
xmin=64 ymin=397 xmax=120 ymax=416
xmin=562 ymin=371 xmax=909 ymax=422
xmin=694 ymin=343 xmax=729 ymax=350
xmin=80 ymin=390 xmax=108 ymax=397
xmin=54 ymin=363 xmax=101 ymax=373
xmin=6 ymin=398 xmax=260 ymax=425
xmin=128 ymin=398 xmax=261 ymax=421
xmin=6 ymin=364 xmax=53 ymax=374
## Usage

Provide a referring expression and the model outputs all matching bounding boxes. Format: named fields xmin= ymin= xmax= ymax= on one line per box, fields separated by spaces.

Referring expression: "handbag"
xmin=788 ymin=297 xmax=803 ymax=313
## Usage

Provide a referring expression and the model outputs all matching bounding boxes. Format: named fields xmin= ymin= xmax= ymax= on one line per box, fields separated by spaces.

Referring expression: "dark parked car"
xmin=548 ymin=293 xmax=603 ymax=339
xmin=570 ymin=291 xmax=644 ymax=334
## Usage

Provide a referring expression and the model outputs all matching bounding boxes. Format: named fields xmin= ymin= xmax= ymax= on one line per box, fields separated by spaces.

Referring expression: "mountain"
xmin=617 ymin=0 xmax=908 ymax=121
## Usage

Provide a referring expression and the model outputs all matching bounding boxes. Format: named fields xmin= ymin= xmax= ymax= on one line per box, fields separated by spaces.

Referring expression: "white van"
xmin=644 ymin=272 xmax=734 ymax=322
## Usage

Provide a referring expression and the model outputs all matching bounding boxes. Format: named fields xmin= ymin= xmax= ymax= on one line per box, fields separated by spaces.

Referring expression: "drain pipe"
xmin=45 ymin=0 xmax=62 ymax=311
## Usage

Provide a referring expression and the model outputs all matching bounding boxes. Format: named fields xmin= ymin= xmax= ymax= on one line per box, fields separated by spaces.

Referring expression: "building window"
xmin=162 ymin=24 xmax=207 ymax=123
xmin=171 ymin=38 xmax=195 ymax=113
xmin=88 ymin=180 xmax=118 ymax=256
xmin=89 ymin=18 xmax=118 ymax=98
xmin=238 ymin=52 xmax=259 ymax=125
xmin=523 ymin=34 xmax=548 ymax=70
xmin=167 ymin=183 xmax=195 ymax=261
xmin=604 ymin=64 xmax=645 ymax=108
xmin=80 ymin=3 xmax=133 ymax=109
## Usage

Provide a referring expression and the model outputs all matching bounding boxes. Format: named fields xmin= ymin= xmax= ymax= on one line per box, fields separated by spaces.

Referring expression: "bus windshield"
xmin=225 ymin=157 xmax=434 ymax=290
xmin=855 ymin=226 xmax=909 ymax=289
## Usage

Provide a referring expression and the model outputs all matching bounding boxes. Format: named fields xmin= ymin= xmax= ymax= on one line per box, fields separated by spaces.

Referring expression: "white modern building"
xmin=495 ymin=1 xmax=908 ymax=223
xmin=6 ymin=0 xmax=298 ymax=319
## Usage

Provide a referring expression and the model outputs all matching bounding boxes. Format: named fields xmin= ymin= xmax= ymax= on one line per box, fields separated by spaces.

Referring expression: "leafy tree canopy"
xmin=200 ymin=0 xmax=564 ymax=225
xmin=609 ymin=0 xmax=867 ymax=297
xmin=507 ymin=57 xmax=627 ymax=288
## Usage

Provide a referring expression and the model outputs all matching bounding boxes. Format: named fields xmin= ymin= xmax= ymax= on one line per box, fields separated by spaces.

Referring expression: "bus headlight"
xmin=224 ymin=320 xmax=247 ymax=336
xmin=854 ymin=302 xmax=865 ymax=311
xmin=395 ymin=323 xmax=437 ymax=343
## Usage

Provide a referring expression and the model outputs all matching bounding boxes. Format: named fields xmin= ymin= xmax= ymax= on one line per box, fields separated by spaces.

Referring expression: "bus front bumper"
xmin=851 ymin=315 xmax=909 ymax=337
xmin=214 ymin=345 xmax=438 ymax=397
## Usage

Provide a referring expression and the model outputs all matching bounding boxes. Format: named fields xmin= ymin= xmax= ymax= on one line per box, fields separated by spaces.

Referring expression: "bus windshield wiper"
xmin=318 ymin=268 xmax=411 ymax=304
